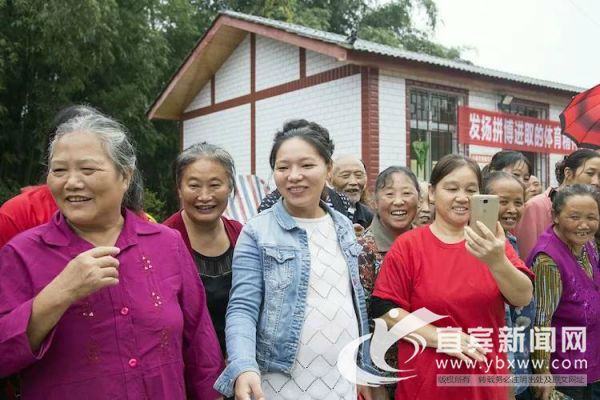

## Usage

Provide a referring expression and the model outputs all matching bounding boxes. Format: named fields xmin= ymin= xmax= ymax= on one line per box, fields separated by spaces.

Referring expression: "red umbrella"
xmin=560 ymin=83 xmax=600 ymax=148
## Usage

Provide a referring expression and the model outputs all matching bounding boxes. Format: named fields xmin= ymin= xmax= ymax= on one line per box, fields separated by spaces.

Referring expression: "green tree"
xmin=0 ymin=0 xmax=461 ymax=215
xmin=358 ymin=0 xmax=464 ymax=59
xmin=0 ymin=0 xmax=209 ymax=211
xmin=212 ymin=0 xmax=463 ymax=58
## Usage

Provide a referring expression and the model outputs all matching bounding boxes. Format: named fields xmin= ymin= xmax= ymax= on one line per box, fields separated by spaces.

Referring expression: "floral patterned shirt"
xmin=357 ymin=220 xmax=400 ymax=385
xmin=357 ymin=230 xmax=385 ymax=309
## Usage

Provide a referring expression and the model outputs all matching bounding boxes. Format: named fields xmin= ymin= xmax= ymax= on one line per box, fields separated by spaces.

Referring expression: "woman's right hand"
xmin=437 ymin=330 xmax=488 ymax=364
xmin=380 ymin=308 xmax=487 ymax=364
xmin=52 ymin=246 xmax=120 ymax=302
xmin=235 ymin=371 xmax=264 ymax=400
xmin=27 ymin=246 xmax=121 ymax=352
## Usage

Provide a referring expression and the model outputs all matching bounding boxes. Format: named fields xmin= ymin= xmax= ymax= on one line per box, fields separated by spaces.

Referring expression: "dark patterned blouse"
xmin=357 ymin=220 xmax=403 ymax=390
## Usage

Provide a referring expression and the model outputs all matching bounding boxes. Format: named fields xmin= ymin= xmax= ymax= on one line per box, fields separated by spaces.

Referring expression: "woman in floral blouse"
xmin=358 ymin=166 xmax=421 ymax=304
xmin=357 ymin=166 xmax=420 ymax=399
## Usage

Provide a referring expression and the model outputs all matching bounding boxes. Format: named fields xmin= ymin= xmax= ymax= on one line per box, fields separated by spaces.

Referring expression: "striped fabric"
xmin=223 ymin=175 xmax=271 ymax=224
xmin=531 ymin=252 xmax=593 ymax=375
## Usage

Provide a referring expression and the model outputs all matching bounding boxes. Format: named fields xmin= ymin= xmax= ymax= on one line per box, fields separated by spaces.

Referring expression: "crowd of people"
xmin=0 ymin=105 xmax=599 ymax=400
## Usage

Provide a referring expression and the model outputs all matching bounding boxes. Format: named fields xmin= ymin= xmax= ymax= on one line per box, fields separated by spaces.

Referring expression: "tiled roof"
xmin=222 ymin=10 xmax=584 ymax=94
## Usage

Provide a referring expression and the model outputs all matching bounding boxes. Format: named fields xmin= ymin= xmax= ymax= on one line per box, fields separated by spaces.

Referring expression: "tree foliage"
xmin=0 ymin=0 xmax=462 ymax=215
xmin=0 ymin=0 xmax=200 ymax=210
xmin=214 ymin=0 xmax=464 ymax=58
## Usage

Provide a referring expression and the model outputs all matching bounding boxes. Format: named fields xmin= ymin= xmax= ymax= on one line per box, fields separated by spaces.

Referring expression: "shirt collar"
xmin=368 ymin=214 xmax=399 ymax=252
xmin=41 ymin=209 xmax=160 ymax=250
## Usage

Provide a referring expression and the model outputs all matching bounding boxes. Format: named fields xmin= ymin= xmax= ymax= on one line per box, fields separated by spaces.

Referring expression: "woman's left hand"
xmin=353 ymin=223 xmax=365 ymax=237
xmin=464 ymin=221 xmax=506 ymax=269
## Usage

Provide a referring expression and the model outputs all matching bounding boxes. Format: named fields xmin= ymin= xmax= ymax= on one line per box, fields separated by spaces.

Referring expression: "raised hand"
xmin=464 ymin=221 xmax=506 ymax=268
xmin=53 ymin=246 xmax=121 ymax=302
xmin=27 ymin=246 xmax=121 ymax=351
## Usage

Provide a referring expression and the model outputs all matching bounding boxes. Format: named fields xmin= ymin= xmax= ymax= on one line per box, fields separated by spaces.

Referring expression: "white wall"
xmin=379 ymin=70 xmax=407 ymax=170
xmin=183 ymin=104 xmax=251 ymax=174
xmin=468 ymin=90 xmax=500 ymax=111
xmin=256 ymin=36 xmax=299 ymax=91
xmin=255 ymin=74 xmax=362 ymax=180
xmin=306 ymin=50 xmax=347 ymax=76
xmin=215 ymin=35 xmax=251 ymax=103
xmin=185 ymin=83 xmax=211 ymax=112
xmin=549 ymin=102 xmax=567 ymax=122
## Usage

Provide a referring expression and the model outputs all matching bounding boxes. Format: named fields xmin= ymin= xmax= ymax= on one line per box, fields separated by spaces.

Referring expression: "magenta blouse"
xmin=0 ymin=209 xmax=224 ymax=399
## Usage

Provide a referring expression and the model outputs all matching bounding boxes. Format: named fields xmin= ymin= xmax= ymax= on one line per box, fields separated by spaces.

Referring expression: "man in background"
xmin=330 ymin=155 xmax=373 ymax=230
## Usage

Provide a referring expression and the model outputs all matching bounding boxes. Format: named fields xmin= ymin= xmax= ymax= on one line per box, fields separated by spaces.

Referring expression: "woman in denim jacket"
xmin=214 ymin=120 xmax=376 ymax=400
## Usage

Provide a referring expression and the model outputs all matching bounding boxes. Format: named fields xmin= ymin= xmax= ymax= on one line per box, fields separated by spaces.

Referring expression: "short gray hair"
xmin=552 ymin=183 xmax=600 ymax=217
xmin=49 ymin=111 xmax=143 ymax=212
xmin=175 ymin=142 xmax=236 ymax=195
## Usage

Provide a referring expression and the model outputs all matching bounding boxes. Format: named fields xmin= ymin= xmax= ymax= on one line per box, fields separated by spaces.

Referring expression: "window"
xmin=504 ymin=99 xmax=550 ymax=185
xmin=409 ymin=88 xmax=465 ymax=181
xmin=505 ymin=101 xmax=548 ymax=119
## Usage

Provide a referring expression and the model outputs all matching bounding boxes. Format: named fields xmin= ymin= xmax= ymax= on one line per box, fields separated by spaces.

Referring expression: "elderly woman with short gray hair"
xmin=163 ymin=142 xmax=243 ymax=356
xmin=0 ymin=109 xmax=223 ymax=399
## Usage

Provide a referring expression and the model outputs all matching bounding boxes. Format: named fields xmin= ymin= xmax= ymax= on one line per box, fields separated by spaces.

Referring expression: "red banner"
xmin=458 ymin=106 xmax=576 ymax=154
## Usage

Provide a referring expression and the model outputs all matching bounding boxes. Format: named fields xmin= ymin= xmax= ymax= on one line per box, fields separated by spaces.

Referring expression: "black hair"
xmin=482 ymin=171 xmax=526 ymax=197
xmin=269 ymin=119 xmax=334 ymax=169
xmin=430 ymin=154 xmax=482 ymax=190
xmin=552 ymin=183 xmax=600 ymax=217
xmin=374 ymin=166 xmax=420 ymax=197
xmin=555 ymin=149 xmax=600 ymax=185
xmin=482 ymin=150 xmax=532 ymax=178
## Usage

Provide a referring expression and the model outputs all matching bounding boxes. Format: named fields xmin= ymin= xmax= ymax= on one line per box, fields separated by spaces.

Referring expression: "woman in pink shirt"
xmin=0 ymin=110 xmax=224 ymax=399
xmin=514 ymin=149 xmax=600 ymax=261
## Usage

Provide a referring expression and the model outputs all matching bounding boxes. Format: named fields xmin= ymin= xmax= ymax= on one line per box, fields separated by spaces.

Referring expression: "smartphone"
xmin=469 ymin=194 xmax=499 ymax=235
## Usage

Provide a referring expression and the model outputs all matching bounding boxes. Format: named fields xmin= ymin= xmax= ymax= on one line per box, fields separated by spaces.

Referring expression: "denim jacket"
xmin=214 ymin=198 xmax=375 ymax=397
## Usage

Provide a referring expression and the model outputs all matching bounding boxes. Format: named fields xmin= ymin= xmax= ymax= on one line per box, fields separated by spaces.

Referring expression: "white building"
xmin=148 ymin=11 xmax=583 ymax=188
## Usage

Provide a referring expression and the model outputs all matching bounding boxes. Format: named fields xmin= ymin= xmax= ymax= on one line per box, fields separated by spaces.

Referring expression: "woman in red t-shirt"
xmin=371 ymin=154 xmax=534 ymax=400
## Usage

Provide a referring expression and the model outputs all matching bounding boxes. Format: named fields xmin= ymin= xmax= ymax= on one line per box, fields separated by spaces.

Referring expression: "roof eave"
xmin=346 ymin=49 xmax=581 ymax=97
xmin=149 ymin=11 xmax=583 ymax=121
xmin=147 ymin=13 xmax=349 ymax=121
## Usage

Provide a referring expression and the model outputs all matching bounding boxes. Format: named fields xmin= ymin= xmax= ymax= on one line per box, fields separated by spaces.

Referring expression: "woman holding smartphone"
xmin=370 ymin=154 xmax=534 ymax=400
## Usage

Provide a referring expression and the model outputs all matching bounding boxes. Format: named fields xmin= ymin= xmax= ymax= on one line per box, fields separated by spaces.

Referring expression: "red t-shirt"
xmin=373 ymin=225 xmax=534 ymax=400
xmin=0 ymin=185 xmax=58 ymax=248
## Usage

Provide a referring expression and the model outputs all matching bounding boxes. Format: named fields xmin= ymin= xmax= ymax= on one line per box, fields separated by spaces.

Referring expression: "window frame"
xmin=407 ymin=83 xmax=467 ymax=181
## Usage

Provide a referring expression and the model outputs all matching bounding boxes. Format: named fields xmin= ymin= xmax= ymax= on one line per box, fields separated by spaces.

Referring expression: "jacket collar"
xmin=272 ymin=197 xmax=345 ymax=231
xmin=41 ymin=209 xmax=160 ymax=250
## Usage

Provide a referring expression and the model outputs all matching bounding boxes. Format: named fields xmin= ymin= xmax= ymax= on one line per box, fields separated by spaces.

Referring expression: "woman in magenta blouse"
xmin=0 ymin=109 xmax=224 ymax=399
